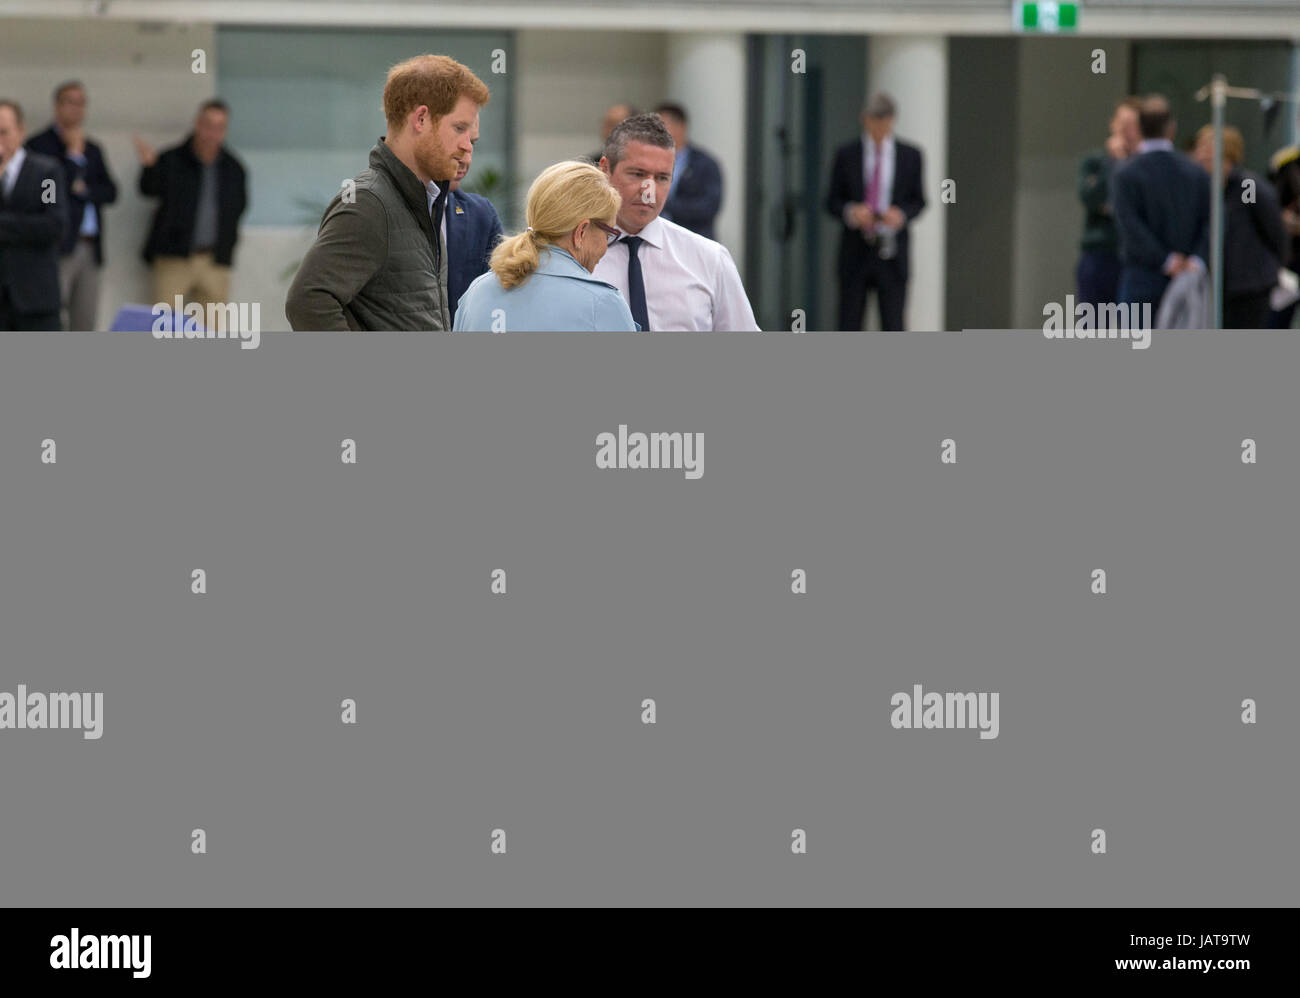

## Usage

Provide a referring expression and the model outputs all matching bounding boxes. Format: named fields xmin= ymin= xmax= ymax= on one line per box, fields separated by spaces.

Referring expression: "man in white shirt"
xmin=594 ymin=113 xmax=759 ymax=331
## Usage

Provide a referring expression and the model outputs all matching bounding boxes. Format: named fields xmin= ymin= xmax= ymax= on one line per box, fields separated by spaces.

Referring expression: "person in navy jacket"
xmin=25 ymin=81 xmax=118 ymax=330
xmin=1110 ymin=94 xmax=1210 ymax=315
xmin=446 ymin=148 xmax=503 ymax=324
xmin=653 ymin=103 xmax=723 ymax=241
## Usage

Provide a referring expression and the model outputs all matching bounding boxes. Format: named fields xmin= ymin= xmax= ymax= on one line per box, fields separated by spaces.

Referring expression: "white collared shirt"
xmin=862 ymin=133 xmax=895 ymax=214
xmin=592 ymin=214 xmax=760 ymax=331
xmin=1 ymin=146 xmax=27 ymax=198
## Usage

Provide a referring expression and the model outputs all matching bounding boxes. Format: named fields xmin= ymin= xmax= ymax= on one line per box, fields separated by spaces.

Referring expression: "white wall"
xmin=664 ymin=32 xmax=747 ymax=258
xmin=12 ymin=0 xmax=1300 ymax=38
xmin=868 ymin=34 xmax=948 ymax=331
xmin=515 ymin=29 xmax=667 ymax=206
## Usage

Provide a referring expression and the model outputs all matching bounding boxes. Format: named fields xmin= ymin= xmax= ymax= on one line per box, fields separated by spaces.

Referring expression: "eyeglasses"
xmin=591 ymin=219 xmax=622 ymax=244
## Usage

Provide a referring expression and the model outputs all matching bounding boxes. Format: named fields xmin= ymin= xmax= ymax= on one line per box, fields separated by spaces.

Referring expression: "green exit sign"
xmin=1014 ymin=1 xmax=1079 ymax=31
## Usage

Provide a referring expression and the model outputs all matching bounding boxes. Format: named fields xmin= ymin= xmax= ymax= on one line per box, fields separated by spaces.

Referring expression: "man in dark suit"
xmin=26 ymin=81 xmax=118 ymax=330
xmin=134 ymin=99 xmax=248 ymax=311
xmin=1111 ymin=94 xmax=1210 ymax=316
xmin=446 ymin=139 xmax=503 ymax=324
xmin=654 ymin=103 xmax=723 ymax=240
xmin=0 ymin=99 xmax=67 ymax=331
xmin=825 ymin=92 xmax=926 ymax=331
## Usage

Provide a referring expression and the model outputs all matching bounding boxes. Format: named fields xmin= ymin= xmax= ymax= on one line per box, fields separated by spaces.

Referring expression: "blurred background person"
xmin=594 ymin=113 xmax=758 ymax=331
xmin=1268 ymin=117 xmax=1300 ymax=328
xmin=1193 ymin=124 xmax=1285 ymax=329
xmin=654 ymin=102 xmax=722 ymax=240
xmin=0 ymin=99 xmax=67 ymax=330
xmin=453 ymin=160 xmax=636 ymax=331
xmin=26 ymin=80 xmax=117 ymax=330
xmin=1111 ymin=94 xmax=1209 ymax=316
xmin=447 ymin=122 xmax=504 ymax=326
xmin=589 ymin=102 xmax=638 ymax=164
xmin=135 ymin=99 xmax=248 ymax=312
xmin=1076 ymin=96 xmax=1141 ymax=314
xmin=825 ymin=92 xmax=926 ymax=331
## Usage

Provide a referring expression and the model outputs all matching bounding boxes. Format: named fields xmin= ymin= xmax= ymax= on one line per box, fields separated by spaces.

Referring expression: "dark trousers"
xmin=1118 ymin=266 xmax=1169 ymax=321
xmin=1076 ymin=249 xmax=1121 ymax=309
xmin=1269 ymin=301 xmax=1297 ymax=329
xmin=0 ymin=286 xmax=61 ymax=331
xmin=1223 ymin=289 xmax=1272 ymax=329
xmin=838 ymin=252 xmax=907 ymax=331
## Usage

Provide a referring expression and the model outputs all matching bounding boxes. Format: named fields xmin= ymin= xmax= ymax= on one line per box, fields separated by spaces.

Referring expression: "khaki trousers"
xmin=152 ymin=253 xmax=232 ymax=312
xmin=59 ymin=238 xmax=102 ymax=330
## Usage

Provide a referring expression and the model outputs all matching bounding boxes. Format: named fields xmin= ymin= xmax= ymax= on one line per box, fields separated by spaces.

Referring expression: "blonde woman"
xmin=453 ymin=160 xmax=639 ymax=331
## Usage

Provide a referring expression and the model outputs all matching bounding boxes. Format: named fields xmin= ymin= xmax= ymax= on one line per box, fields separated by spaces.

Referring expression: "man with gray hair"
xmin=26 ymin=81 xmax=118 ymax=330
xmin=825 ymin=92 xmax=926 ymax=330
xmin=593 ymin=112 xmax=758 ymax=330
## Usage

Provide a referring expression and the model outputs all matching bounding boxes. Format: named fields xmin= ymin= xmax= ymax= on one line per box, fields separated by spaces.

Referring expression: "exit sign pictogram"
xmin=1014 ymin=1 xmax=1079 ymax=32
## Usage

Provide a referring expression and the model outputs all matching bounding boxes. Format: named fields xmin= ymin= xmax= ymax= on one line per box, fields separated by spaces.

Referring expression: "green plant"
xmin=460 ymin=165 xmax=518 ymax=227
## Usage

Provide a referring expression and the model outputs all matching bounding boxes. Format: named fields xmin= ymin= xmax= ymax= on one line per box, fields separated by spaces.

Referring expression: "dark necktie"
xmin=431 ymin=185 xmax=449 ymax=269
xmin=622 ymin=236 xmax=650 ymax=331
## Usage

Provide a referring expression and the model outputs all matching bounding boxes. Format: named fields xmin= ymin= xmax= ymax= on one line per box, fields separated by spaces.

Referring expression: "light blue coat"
xmin=452 ymin=246 xmax=639 ymax=331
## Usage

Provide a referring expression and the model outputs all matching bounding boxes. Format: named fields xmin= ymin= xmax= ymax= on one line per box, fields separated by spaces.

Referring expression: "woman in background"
xmin=1192 ymin=125 xmax=1286 ymax=329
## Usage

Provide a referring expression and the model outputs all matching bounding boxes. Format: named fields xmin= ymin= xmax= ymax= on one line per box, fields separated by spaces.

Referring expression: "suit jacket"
xmin=662 ymin=144 xmax=723 ymax=240
xmin=1222 ymin=167 xmax=1285 ymax=296
xmin=0 ymin=150 xmax=68 ymax=314
xmin=25 ymin=125 xmax=118 ymax=265
xmin=139 ymin=135 xmax=248 ymax=266
xmin=825 ymin=136 xmax=926 ymax=282
xmin=1110 ymin=149 xmax=1210 ymax=274
xmin=446 ymin=188 xmax=504 ymax=323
